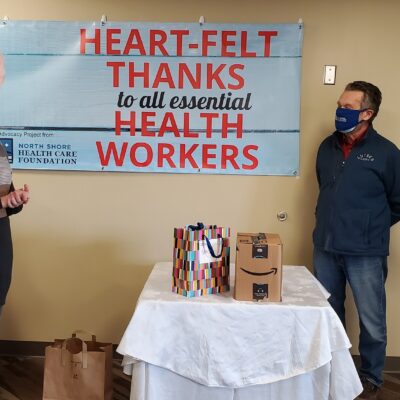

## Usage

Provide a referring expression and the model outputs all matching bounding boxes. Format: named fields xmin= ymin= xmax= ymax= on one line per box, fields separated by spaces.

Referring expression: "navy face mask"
xmin=335 ymin=107 xmax=366 ymax=134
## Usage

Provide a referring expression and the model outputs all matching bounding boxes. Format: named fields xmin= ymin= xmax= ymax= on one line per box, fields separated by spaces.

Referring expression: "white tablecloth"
xmin=117 ymin=262 xmax=362 ymax=399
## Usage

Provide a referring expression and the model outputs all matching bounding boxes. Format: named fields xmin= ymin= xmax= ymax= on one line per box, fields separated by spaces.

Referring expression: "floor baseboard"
xmin=350 ymin=355 xmax=400 ymax=373
xmin=0 ymin=340 xmax=122 ymax=359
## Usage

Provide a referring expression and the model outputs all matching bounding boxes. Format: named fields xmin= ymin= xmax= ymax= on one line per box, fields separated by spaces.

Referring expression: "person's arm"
xmin=316 ymin=145 xmax=322 ymax=189
xmin=386 ymin=149 xmax=400 ymax=226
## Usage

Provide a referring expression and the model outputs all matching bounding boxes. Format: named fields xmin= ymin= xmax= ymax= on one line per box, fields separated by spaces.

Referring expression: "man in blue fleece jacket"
xmin=313 ymin=81 xmax=400 ymax=400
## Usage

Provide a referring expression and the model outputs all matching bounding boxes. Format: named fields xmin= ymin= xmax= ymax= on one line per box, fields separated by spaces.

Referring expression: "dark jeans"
xmin=313 ymin=248 xmax=387 ymax=387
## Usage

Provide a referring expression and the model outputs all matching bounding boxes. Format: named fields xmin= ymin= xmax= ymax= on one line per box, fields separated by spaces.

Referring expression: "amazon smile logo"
xmin=240 ymin=267 xmax=278 ymax=276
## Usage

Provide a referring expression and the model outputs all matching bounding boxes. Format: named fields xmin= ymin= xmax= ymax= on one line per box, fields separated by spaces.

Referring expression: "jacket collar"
xmin=333 ymin=125 xmax=376 ymax=147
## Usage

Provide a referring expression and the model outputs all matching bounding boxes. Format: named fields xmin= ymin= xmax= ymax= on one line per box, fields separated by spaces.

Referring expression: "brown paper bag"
xmin=42 ymin=330 xmax=113 ymax=400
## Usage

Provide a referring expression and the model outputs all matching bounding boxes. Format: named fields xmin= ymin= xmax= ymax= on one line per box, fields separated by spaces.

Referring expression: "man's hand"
xmin=1 ymin=184 xmax=30 ymax=208
xmin=20 ymin=184 xmax=30 ymax=204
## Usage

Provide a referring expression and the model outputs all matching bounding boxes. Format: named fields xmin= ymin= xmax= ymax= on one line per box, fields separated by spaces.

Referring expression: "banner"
xmin=0 ymin=21 xmax=303 ymax=175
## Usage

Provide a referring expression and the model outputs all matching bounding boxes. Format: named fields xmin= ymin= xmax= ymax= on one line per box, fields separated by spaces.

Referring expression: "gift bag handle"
xmin=203 ymin=234 xmax=223 ymax=258
xmin=188 ymin=222 xmax=205 ymax=231
xmin=61 ymin=337 xmax=88 ymax=369
xmin=188 ymin=223 xmax=219 ymax=231
xmin=72 ymin=329 xmax=96 ymax=342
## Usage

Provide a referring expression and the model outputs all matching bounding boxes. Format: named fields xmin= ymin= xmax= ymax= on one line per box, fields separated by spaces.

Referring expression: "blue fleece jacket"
xmin=313 ymin=126 xmax=400 ymax=256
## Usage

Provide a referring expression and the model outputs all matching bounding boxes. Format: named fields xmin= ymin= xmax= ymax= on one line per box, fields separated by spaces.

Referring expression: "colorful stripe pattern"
xmin=174 ymin=226 xmax=230 ymax=241
xmin=172 ymin=265 xmax=229 ymax=280
xmin=172 ymin=274 xmax=229 ymax=291
xmin=172 ymin=225 xmax=230 ymax=297
xmin=173 ymin=257 xmax=230 ymax=271
xmin=173 ymin=239 xmax=230 ymax=263
xmin=172 ymin=285 xmax=230 ymax=298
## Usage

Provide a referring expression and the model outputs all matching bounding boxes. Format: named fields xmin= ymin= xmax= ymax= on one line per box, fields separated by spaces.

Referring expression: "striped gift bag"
xmin=172 ymin=223 xmax=230 ymax=297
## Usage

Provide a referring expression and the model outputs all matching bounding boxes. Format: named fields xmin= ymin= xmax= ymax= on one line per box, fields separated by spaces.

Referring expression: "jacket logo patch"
xmin=357 ymin=153 xmax=375 ymax=162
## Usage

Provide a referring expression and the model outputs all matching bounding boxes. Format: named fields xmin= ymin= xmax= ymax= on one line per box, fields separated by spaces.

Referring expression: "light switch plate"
xmin=323 ymin=65 xmax=336 ymax=85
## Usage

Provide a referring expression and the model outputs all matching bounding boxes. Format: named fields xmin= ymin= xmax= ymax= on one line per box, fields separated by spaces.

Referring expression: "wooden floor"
xmin=381 ymin=373 xmax=400 ymax=400
xmin=0 ymin=356 xmax=131 ymax=400
xmin=0 ymin=355 xmax=400 ymax=399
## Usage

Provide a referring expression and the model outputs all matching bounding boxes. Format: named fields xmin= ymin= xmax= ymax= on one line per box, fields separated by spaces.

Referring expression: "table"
xmin=117 ymin=262 xmax=362 ymax=400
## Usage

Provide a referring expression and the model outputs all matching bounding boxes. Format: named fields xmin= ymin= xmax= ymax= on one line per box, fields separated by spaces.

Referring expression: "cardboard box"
xmin=234 ymin=233 xmax=282 ymax=302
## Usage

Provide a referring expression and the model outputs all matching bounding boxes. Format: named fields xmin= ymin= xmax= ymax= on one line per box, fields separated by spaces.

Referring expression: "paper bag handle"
xmin=203 ymin=234 xmax=223 ymax=258
xmin=72 ymin=329 xmax=96 ymax=342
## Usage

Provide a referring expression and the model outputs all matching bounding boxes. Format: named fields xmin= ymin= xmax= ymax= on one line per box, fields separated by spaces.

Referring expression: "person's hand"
xmin=1 ymin=192 xmax=22 ymax=208
xmin=18 ymin=184 xmax=30 ymax=204
xmin=0 ymin=184 xmax=30 ymax=208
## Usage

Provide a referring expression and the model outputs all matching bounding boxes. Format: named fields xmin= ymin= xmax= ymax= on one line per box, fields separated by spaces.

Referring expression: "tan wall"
xmin=1 ymin=0 xmax=399 ymax=356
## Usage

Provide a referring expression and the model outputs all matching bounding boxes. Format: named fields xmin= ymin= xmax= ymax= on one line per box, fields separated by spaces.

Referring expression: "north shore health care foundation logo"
xmin=0 ymin=138 xmax=13 ymax=163
xmin=357 ymin=153 xmax=375 ymax=162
